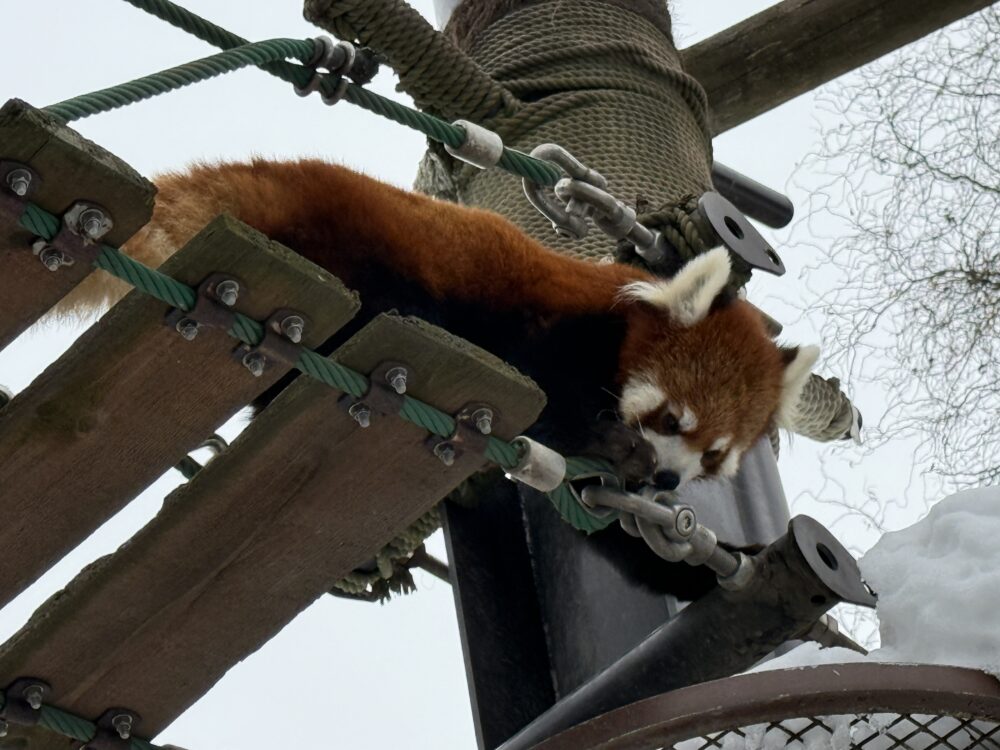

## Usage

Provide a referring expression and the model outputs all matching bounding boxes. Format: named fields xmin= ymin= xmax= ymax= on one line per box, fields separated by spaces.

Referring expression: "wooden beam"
xmin=681 ymin=0 xmax=997 ymax=134
xmin=0 ymin=214 xmax=358 ymax=609
xmin=0 ymin=99 xmax=155 ymax=350
xmin=0 ymin=314 xmax=545 ymax=745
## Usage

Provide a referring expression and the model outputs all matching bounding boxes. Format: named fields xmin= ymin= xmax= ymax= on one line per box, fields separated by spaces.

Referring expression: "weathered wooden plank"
xmin=0 ymin=314 xmax=545 ymax=744
xmin=0 ymin=214 xmax=358 ymax=609
xmin=0 ymin=99 xmax=156 ymax=349
xmin=682 ymin=0 xmax=996 ymax=134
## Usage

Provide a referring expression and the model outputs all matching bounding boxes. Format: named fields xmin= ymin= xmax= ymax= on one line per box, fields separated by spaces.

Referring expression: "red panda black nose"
xmin=653 ymin=470 xmax=681 ymax=491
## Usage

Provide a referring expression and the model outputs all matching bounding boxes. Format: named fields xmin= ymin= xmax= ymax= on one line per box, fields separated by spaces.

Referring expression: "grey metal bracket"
xmin=698 ymin=191 xmax=785 ymax=276
xmin=338 ymin=360 xmax=409 ymax=428
xmin=164 ymin=273 xmax=242 ymax=339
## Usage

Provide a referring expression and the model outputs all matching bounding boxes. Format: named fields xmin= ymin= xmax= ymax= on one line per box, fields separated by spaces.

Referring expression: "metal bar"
xmin=499 ymin=515 xmax=876 ymax=750
xmin=711 ymin=161 xmax=794 ymax=229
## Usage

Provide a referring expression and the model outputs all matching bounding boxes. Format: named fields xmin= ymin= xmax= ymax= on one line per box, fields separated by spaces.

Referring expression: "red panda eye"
xmin=703 ymin=449 xmax=722 ymax=463
xmin=661 ymin=413 xmax=681 ymax=434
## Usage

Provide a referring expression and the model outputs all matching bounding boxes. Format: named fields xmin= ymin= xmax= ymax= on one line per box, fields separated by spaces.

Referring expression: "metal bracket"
xmin=0 ymin=678 xmax=50 ymax=727
xmin=232 ymin=308 xmax=309 ymax=375
xmin=164 ymin=273 xmax=242 ymax=340
xmin=338 ymin=361 xmax=409 ymax=428
xmin=425 ymin=402 xmax=496 ymax=467
xmin=77 ymin=708 xmax=141 ymax=750
xmin=698 ymin=191 xmax=785 ymax=276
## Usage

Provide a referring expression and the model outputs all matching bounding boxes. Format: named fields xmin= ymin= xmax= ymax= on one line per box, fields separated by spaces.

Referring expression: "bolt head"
xmin=472 ymin=408 xmax=494 ymax=435
xmin=78 ymin=208 xmax=108 ymax=239
xmin=175 ymin=318 xmax=199 ymax=341
xmin=280 ymin=315 xmax=305 ymax=343
xmin=112 ymin=714 xmax=133 ymax=740
xmin=242 ymin=352 xmax=266 ymax=377
xmin=386 ymin=367 xmax=408 ymax=395
xmin=674 ymin=507 xmax=696 ymax=537
xmin=0 ymin=718 xmax=8 ymax=737
xmin=39 ymin=247 xmax=63 ymax=272
xmin=6 ymin=168 xmax=31 ymax=197
xmin=22 ymin=685 xmax=43 ymax=710
xmin=215 ymin=280 xmax=240 ymax=307
xmin=349 ymin=402 xmax=372 ymax=428
xmin=434 ymin=442 xmax=456 ymax=467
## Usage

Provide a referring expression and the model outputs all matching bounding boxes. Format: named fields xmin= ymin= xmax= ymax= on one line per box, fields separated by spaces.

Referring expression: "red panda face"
xmin=616 ymin=249 xmax=818 ymax=489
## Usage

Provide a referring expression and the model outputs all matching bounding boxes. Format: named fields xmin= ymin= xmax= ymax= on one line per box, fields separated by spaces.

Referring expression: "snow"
xmin=761 ymin=486 xmax=1000 ymax=675
xmin=674 ymin=487 xmax=1000 ymax=750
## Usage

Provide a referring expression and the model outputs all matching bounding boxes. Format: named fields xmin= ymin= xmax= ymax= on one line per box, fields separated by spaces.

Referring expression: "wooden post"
xmin=0 ymin=314 xmax=544 ymax=747
xmin=0 ymin=99 xmax=156 ymax=350
xmin=682 ymin=0 xmax=997 ymax=134
xmin=0 ymin=214 xmax=358 ymax=609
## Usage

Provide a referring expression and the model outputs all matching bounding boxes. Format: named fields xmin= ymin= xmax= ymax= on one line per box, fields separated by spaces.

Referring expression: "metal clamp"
xmin=0 ymin=678 xmax=50 ymax=729
xmin=232 ymin=308 xmax=309 ymax=378
xmin=339 ymin=361 xmax=409 ymax=429
xmin=445 ymin=120 xmax=504 ymax=169
xmin=164 ymin=273 xmax=242 ymax=342
xmin=77 ymin=708 xmax=141 ymax=750
xmin=506 ymin=435 xmax=567 ymax=492
xmin=553 ymin=178 xmax=667 ymax=265
xmin=425 ymin=402 xmax=495 ymax=468
xmin=294 ymin=36 xmax=366 ymax=107
xmin=522 ymin=144 xmax=607 ymax=239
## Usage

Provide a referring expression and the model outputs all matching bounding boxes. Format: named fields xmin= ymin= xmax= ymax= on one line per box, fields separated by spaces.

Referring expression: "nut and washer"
xmin=175 ymin=318 xmax=200 ymax=341
xmin=112 ymin=714 xmax=133 ymax=740
xmin=385 ymin=366 xmax=408 ymax=395
xmin=215 ymin=279 xmax=240 ymax=307
xmin=471 ymin=407 xmax=494 ymax=435
xmin=242 ymin=351 xmax=266 ymax=377
xmin=674 ymin=507 xmax=697 ymax=538
xmin=37 ymin=246 xmax=65 ymax=272
xmin=349 ymin=402 xmax=372 ymax=428
xmin=279 ymin=314 xmax=305 ymax=344
xmin=64 ymin=202 xmax=113 ymax=241
xmin=433 ymin=441 xmax=456 ymax=467
xmin=5 ymin=168 xmax=31 ymax=197
xmin=21 ymin=684 xmax=44 ymax=710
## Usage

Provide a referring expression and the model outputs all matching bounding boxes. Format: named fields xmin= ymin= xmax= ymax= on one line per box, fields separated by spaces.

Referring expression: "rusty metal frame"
xmin=532 ymin=664 xmax=1000 ymax=750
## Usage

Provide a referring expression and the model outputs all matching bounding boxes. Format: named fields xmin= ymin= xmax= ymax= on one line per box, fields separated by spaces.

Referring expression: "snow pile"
xmin=860 ymin=485 xmax=1000 ymax=674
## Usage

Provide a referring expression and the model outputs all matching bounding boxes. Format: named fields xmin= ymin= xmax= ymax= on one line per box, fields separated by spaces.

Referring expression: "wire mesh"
xmin=673 ymin=713 xmax=1000 ymax=750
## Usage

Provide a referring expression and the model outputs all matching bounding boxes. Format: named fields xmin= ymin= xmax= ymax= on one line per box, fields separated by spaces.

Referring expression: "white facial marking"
xmin=678 ymin=405 xmax=698 ymax=432
xmin=619 ymin=375 xmax=666 ymax=424
xmin=710 ymin=435 xmax=733 ymax=452
xmin=646 ymin=432 xmax=703 ymax=486
xmin=619 ymin=247 xmax=731 ymax=326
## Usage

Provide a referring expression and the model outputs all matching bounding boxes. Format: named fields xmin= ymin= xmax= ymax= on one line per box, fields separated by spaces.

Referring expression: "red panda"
xmin=63 ymin=158 xmax=816 ymax=490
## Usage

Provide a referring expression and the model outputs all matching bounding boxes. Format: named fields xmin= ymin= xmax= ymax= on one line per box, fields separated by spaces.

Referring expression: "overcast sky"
xmin=0 ymin=2 xmax=959 ymax=749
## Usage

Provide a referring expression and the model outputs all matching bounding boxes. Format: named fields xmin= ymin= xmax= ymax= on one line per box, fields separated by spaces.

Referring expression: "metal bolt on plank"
xmin=175 ymin=318 xmax=199 ymax=340
xmin=242 ymin=351 xmax=266 ymax=377
xmin=214 ymin=279 xmax=240 ymax=306
xmin=385 ymin=366 xmax=408 ymax=394
xmin=349 ymin=402 xmax=372 ymax=428
xmin=5 ymin=168 xmax=31 ymax=197
xmin=434 ymin=441 xmax=457 ymax=466
xmin=279 ymin=314 xmax=304 ymax=343
xmin=472 ymin=407 xmax=494 ymax=435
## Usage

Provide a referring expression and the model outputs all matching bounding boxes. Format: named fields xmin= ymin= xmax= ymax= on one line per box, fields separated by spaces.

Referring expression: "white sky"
xmin=0 ymin=2 xmax=963 ymax=749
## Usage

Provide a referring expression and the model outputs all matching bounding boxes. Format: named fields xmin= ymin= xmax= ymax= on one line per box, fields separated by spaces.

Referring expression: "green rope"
xmin=44 ymin=38 xmax=318 ymax=122
xmin=53 ymin=0 xmax=563 ymax=186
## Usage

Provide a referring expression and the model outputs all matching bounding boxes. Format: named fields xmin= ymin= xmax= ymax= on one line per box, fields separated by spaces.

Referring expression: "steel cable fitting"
xmin=580 ymin=485 xmax=756 ymax=589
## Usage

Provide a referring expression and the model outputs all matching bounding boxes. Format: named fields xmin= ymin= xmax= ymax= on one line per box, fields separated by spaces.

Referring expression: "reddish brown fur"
xmin=61 ymin=158 xmax=803 ymax=484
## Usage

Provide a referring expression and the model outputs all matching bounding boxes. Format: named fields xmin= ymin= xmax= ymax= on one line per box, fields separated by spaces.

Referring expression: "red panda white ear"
xmin=775 ymin=345 xmax=820 ymax=428
xmin=619 ymin=247 xmax=731 ymax=326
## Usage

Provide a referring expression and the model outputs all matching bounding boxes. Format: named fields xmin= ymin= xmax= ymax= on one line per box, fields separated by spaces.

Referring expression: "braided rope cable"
xmin=56 ymin=0 xmax=562 ymax=186
xmin=43 ymin=38 xmax=317 ymax=122
xmin=17 ymin=201 xmax=572 ymax=483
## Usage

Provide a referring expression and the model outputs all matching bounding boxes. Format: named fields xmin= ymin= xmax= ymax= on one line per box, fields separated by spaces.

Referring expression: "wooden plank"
xmin=0 ymin=99 xmax=156 ymax=349
xmin=0 ymin=314 xmax=545 ymax=744
xmin=0 ymin=214 xmax=358 ymax=609
xmin=681 ymin=0 xmax=996 ymax=134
